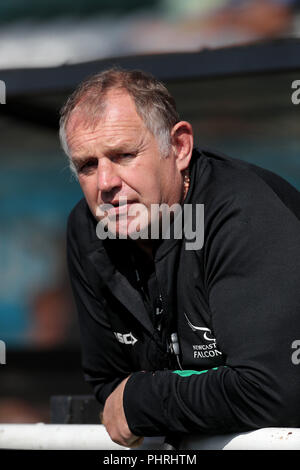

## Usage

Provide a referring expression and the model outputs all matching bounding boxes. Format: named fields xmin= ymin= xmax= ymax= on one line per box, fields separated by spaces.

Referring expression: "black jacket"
xmin=67 ymin=147 xmax=300 ymax=436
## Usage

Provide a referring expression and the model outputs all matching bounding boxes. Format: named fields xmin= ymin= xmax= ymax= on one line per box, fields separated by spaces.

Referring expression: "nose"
xmin=97 ymin=158 xmax=122 ymax=194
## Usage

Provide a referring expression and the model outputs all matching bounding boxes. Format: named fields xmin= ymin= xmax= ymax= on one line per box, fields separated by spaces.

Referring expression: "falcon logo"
xmin=184 ymin=313 xmax=223 ymax=359
xmin=184 ymin=312 xmax=215 ymax=342
xmin=114 ymin=331 xmax=138 ymax=346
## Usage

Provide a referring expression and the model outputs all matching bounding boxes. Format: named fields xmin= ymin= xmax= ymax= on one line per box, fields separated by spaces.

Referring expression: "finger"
xmin=108 ymin=431 xmax=143 ymax=448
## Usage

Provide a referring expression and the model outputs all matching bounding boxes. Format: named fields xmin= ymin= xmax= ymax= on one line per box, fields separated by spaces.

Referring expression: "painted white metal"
xmin=0 ymin=423 xmax=128 ymax=450
xmin=0 ymin=424 xmax=299 ymax=450
xmin=180 ymin=428 xmax=300 ymax=450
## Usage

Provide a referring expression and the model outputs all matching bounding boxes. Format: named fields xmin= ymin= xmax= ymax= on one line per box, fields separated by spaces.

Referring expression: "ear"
xmin=170 ymin=121 xmax=193 ymax=172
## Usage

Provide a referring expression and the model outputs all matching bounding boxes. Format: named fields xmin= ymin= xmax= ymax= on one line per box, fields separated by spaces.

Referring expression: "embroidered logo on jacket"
xmin=184 ymin=312 xmax=216 ymax=341
xmin=184 ymin=312 xmax=223 ymax=359
xmin=114 ymin=331 xmax=138 ymax=346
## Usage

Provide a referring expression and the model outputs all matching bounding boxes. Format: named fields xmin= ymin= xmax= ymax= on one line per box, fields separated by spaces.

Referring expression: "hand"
xmin=102 ymin=376 xmax=144 ymax=448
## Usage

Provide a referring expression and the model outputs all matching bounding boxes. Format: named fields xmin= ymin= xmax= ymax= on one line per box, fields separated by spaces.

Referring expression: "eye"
xmin=78 ymin=158 xmax=98 ymax=174
xmin=112 ymin=152 xmax=136 ymax=163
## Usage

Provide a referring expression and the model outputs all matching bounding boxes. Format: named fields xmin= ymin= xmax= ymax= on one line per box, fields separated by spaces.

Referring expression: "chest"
xmin=105 ymin=246 xmax=225 ymax=372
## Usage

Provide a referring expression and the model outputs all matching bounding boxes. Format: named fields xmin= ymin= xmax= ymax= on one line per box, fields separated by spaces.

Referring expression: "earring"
xmin=183 ymin=168 xmax=190 ymax=199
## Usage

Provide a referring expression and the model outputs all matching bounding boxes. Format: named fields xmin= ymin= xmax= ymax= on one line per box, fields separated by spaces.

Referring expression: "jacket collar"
xmin=86 ymin=242 xmax=154 ymax=333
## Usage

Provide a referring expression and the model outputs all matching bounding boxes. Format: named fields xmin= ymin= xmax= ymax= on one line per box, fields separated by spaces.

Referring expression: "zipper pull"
xmin=169 ymin=332 xmax=183 ymax=370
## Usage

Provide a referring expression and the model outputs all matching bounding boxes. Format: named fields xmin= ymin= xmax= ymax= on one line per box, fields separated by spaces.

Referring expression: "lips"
xmin=106 ymin=199 xmax=137 ymax=217
xmin=110 ymin=199 xmax=132 ymax=207
xmin=96 ymin=197 xmax=144 ymax=221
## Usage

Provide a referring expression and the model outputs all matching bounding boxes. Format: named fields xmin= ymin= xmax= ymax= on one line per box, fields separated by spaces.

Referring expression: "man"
xmin=60 ymin=68 xmax=300 ymax=448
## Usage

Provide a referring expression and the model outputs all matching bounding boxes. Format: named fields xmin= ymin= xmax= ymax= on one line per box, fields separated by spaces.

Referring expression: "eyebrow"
xmin=71 ymin=155 xmax=97 ymax=168
xmin=70 ymin=133 xmax=147 ymax=168
xmin=72 ymin=145 xmax=138 ymax=162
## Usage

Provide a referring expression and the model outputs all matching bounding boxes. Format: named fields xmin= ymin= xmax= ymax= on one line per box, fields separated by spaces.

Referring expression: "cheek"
xmin=121 ymin=166 xmax=159 ymax=198
xmin=136 ymin=175 xmax=162 ymax=205
xmin=138 ymin=163 xmax=162 ymax=192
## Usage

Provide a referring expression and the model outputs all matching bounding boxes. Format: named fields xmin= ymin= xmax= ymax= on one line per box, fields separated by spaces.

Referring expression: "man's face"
xmin=66 ymin=89 xmax=183 ymax=238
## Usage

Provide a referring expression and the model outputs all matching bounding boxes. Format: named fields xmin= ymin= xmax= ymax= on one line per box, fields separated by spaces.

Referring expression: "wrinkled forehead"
xmin=65 ymin=90 xmax=151 ymax=155
xmin=65 ymin=88 xmax=145 ymax=141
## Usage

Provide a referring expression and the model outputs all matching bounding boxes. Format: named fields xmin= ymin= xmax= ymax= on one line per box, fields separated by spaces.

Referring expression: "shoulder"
xmin=195 ymin=147 xmax=276 ymax=196
xmin=192 ymin=147 xmax=300 ymax=222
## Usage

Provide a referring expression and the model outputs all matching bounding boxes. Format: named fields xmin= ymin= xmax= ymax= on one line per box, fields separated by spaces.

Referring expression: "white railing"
xmin=0 ymin=424 xmax=127 ymax=450
xmin=179 ymin=427 xmax=300 ymax=450
xmin=0 ymin=424 xmax=299 ymax=450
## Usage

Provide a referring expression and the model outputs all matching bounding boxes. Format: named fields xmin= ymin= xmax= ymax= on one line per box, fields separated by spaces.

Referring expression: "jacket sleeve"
xmin=67 ymin=210 xmax=132 ymax=406
xmin=123 ymin=179 xmax=300 ymax=436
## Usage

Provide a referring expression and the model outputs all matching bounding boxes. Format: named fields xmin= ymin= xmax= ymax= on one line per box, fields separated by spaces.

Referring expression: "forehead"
xmin=66 ymin=90 xmax=147 ymax=154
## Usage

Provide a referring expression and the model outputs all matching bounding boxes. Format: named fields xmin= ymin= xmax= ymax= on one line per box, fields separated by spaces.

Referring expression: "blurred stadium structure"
xmin=0 ymin=0 xmax=300 ymax=68
xmin=0 ymin=0 xmax=300 ymax=426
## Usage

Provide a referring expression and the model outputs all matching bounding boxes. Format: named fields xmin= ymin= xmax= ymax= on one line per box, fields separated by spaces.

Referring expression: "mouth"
xmin=111 ymin=199 xmax=132 ymax=208
xmin=110 ymin=202 xmax=136 ymax=216
xmin=98 ymin=199 xmax=138 ymax=218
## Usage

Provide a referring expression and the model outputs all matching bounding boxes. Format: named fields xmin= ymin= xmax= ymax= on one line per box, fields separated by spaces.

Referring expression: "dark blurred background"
xmin=0 ymin=0 xmax=300 ymax=424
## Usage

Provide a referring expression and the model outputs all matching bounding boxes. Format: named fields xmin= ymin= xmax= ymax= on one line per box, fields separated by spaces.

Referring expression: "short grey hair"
xmin=59 ymin=68 xmax=180 ymax=177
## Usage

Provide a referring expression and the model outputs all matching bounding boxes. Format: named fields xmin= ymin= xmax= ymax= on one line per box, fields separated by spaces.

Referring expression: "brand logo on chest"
xmin=114 ymin=331 xmax=138 ymax=346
